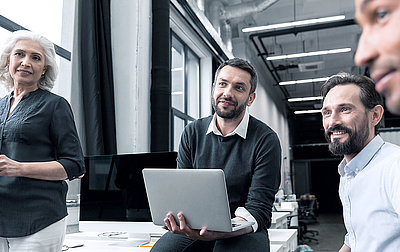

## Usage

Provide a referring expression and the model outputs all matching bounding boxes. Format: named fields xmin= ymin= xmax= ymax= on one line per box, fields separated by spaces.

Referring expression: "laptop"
xmin=142 ymin=168 xmax=254 ymax=232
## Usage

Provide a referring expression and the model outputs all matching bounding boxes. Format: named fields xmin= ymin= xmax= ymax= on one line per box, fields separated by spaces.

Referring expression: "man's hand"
xmin=163 ymin=212 xmax=252 ymax=241
xmin=339 ymin=244 xmax=351 ymax=252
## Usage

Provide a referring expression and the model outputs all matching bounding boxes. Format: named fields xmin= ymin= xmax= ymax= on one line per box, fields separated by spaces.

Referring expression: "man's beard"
xmin=324 ymin=122 xmax=370 ymax=156
xmin=212 ymin=96 xmax=248 ymax=120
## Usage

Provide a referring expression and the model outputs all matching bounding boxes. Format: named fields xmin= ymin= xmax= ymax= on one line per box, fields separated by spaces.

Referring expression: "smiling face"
xmin=322 ymin=84 xmax=377 ymax=159
xmin=354 ymin=0 xmax=400 ymax=114
xmin=212 ymin=65 xmax=255 ymax=121
xmin=8 ymin=39 xmax=46 ymax=88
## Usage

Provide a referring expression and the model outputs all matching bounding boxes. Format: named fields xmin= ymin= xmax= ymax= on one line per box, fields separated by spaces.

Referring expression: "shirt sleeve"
xmin=246 ymin=131 xmax=281 ymax=230
xmin=344 ymin=233 xmax=350 ymax=248
xmin=177 ymin=123 xmax=194 ymax=169
xmin=50 ymin=98 xmax=85 ymax=180
xmin=235 ymin=207 xmax=258 ymax=232
xmin=388 ymin=159 xmax=400 ymax=214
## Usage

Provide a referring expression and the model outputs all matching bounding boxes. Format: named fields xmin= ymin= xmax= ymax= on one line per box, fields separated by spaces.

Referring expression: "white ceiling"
xmin=199 ymin=0 xmax=364 ymax=112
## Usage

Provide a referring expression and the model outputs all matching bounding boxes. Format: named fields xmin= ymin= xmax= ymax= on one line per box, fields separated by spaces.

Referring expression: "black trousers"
xmin=151 ymin=229 xmax=270 ymax=252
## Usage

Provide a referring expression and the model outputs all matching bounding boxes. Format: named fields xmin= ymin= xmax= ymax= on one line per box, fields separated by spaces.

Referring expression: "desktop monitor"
xmin=80 ymin=152 xmax=177 ymax=221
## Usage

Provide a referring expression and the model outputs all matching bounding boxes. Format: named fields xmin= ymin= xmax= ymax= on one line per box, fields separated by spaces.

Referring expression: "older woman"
xmin=0 ymin=30 xmax=85 ymax=251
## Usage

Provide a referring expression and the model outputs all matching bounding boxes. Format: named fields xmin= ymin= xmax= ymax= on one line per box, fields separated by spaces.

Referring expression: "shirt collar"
xmin=206 ymin=109 xmax=250 ymax=139
xmin=338 ymin=135 xmax=385 ymax=177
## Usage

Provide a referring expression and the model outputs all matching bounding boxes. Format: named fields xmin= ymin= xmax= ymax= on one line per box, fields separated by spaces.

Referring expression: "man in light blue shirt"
xmin=320 ymin=73 xmax=400 ymax=252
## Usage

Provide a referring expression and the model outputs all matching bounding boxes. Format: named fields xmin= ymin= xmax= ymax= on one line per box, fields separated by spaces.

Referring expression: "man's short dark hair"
xmin=320 ymin=72 xmax=383 ymax=134
xmin=214 ymin=58 xmax=258 ymax=94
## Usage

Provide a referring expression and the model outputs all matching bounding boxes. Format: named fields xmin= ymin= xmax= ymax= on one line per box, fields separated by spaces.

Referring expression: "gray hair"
xmin=0 ymin=30 xmax=58 ymax=91
xmin=321 ymin=72 xmax=383 ymax=134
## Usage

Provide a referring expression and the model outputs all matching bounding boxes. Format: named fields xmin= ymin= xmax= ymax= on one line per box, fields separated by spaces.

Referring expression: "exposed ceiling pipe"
xmin=224 ymin=0 xmax=280 ymax=20
xmin=208 ymin=0 xmax=280 ymax=52
xmin=209 ymin=1 xmax=224 ymax=35
xmin=195 ymin=0 xmax=205 ymax=11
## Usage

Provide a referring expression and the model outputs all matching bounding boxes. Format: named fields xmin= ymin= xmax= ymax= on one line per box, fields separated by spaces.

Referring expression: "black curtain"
xmin=151 ymin=0 xmax=171 ymax=152
xmin=78 ymin=0 xmax=117 ymax=155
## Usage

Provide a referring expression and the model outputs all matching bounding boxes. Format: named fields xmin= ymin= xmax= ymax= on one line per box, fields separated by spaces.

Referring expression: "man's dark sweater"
xmin=177 ymin=115 xmax=281 ymax=231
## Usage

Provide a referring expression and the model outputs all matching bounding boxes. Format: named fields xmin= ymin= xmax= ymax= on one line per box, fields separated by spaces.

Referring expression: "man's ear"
xmin=247 ymin=92 xmax=256 ymax=106
xmin=370 ymin=104 xmax=384 ymax=127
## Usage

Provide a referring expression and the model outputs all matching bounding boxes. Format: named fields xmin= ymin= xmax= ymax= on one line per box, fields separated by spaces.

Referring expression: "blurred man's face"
xmin=354 ymin=0 xmax=400 ymax=114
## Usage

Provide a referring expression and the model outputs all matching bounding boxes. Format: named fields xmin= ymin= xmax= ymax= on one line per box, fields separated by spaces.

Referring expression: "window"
xmin=171 ymin=33 xmax=201 ymax=151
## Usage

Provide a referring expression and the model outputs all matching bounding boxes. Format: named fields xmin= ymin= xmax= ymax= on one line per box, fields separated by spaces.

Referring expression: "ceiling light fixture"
xmin=242 ymin=15 xmax=345 ymax=33
xmin=294 ymin=109 xmax=321 ymax=115
xmin=288 ymin=96 xmax=323 ymax=102
xmin=279 ymin=77 xmax=329 ymax=86
xmin=267 ymin=47 xmax=351 ymax=61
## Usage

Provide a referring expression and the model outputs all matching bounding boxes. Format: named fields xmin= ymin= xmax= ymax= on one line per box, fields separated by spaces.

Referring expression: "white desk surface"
xmin=78 ymin=221 xmax=166 ymax=234
xmin=274 ymin=201 xmax=298 ymax=212
xmin=64 ymin=221 xmax=166 ymax=252
xmin=273 ymin=202 xmax=298 ymax=227
xmin=271 ymin=243 xmax=284 ymax=252
xmin=64 ymin=221 xmax=292 ymax=252
xmin=274 ymin=206 xmax=295 ymax=212
xmin=271 ymin=212 xmax=289 ymax=229
xmin=268 ymin=229 xmax=298 ymax=252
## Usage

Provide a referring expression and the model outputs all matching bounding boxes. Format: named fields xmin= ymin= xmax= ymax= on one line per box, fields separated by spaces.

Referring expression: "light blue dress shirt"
xmin=338 ymin=135 xmax=400 ymax=251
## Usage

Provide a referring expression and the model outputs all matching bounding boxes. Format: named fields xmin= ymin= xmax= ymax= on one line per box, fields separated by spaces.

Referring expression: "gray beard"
xmin=326 ymin=124 xmax=370 ymax=156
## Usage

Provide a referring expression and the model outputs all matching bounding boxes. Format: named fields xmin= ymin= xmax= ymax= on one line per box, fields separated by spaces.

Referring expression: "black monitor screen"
xmin=80 ymin=152 xmax=177 ymax=221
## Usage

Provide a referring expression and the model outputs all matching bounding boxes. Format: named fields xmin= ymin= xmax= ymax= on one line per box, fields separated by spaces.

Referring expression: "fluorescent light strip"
xmin=279 ymin=77 xmax=329 ymax=86
xmin=294 ymin=109 xmax=321 ymax=115
xmin=267 ymin=48 xmax=351 ymax=61
xmin=288 ymin=96 xmax=323 ymax=102
xmin=242 ymin=15 xmax=345 ymax=33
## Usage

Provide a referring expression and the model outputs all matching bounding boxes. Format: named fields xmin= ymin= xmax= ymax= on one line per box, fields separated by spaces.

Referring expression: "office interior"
xmin=1 ymin=0 xmax=400 ymax=251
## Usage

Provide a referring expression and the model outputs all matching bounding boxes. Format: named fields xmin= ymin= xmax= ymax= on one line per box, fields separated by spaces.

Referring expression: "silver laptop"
xmin=142 ymin=168 xmax=254 ymax=232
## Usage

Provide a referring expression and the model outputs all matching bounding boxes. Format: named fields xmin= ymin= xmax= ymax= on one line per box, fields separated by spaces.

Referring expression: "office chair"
xmin=287 ymin=194 xmax=319 ymax=244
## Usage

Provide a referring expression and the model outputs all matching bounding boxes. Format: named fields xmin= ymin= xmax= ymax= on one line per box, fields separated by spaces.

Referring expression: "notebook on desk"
xmin=142 ymin=168 xmax=254 ymax=232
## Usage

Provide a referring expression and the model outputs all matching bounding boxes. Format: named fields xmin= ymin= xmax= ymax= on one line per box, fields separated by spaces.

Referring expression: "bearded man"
xmin=321 ymin=73 xmax=400 ymax=252
xmin=151 ymin=58 xmax=281 ymax=252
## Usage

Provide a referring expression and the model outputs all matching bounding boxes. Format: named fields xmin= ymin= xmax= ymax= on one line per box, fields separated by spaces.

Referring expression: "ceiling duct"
xmin=209 ymin=0 xmax=280 ymax=51
xmin=298 ymin=61 xmax=325 ymax=72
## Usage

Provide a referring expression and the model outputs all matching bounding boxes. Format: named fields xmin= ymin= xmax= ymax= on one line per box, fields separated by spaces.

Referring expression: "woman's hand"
xmin=0 ymin=154 xmax=22 ymax=177
xmin=0 ymin=155 xmax=68 ymax=180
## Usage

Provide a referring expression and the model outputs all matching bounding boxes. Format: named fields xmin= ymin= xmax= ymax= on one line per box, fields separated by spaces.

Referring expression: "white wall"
xmin=110 ymin=0 xmax=152 ymax=154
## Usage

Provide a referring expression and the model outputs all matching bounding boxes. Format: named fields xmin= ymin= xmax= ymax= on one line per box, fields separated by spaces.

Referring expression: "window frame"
xmin=170 ymin=32 xmax=200 ymax=150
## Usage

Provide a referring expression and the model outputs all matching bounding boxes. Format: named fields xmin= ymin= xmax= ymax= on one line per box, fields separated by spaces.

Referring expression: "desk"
xmin=271 ymin=243 xmax=284 ymax=252
xmin=268 ymin=229 xmax=298 ymax=252
xmin=64 ymin=221 xmax=167 ymax=251
xmin=65 ymin=222 xmax=293 ymax=251
xmin=271 ymin=212 xmax=289 ymax=229
xmin=274 ymin=202 xmax=298 ymax=227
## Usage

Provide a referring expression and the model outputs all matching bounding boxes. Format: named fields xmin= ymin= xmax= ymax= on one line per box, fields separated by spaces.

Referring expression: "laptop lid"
xmin=142 ymin=168 xmax=251 ymax=232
